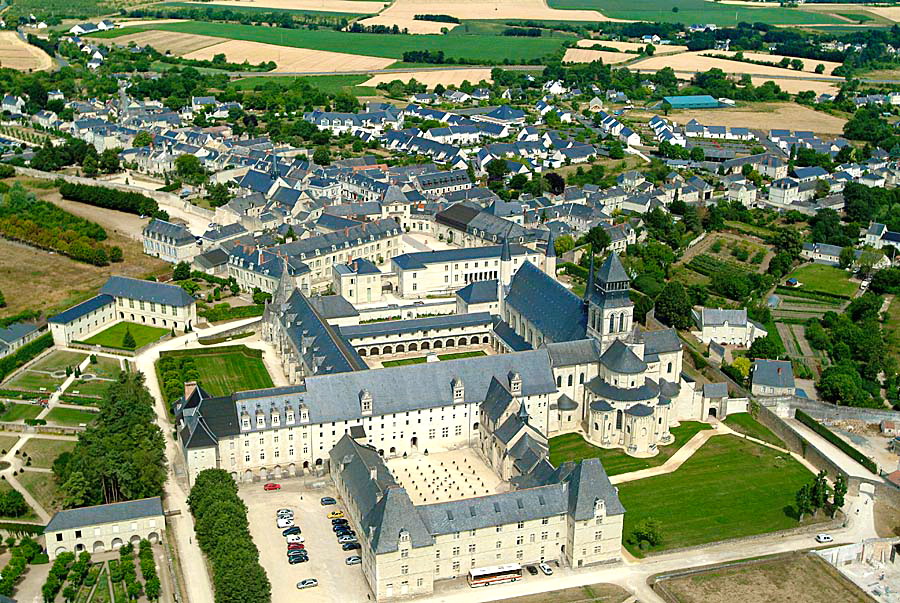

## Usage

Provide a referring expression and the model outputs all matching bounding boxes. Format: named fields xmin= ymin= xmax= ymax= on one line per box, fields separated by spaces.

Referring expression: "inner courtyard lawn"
xmin=188 ymin=347 xmax=274 ymax=396
xmin=83 ymin=322 xmax=169 ymax=350
xmin=617 ymin=435 xmax=820 ymax=556
xmin=29 ymin=350 xmax=87 ymax=373
xmin=549 ymin=422 xmax=712 ymax=476
xmin=0 ymin=403 xmax=43 ymax=422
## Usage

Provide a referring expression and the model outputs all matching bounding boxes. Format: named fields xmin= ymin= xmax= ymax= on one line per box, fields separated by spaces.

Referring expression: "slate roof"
xmin=703 ymin=382 xmax=728 ymax=398
xmin=308 ymin=295 xmax=359 ymax=320
xmin=640 ymin=329 xmax=681 ymax=356
xmin=49 ymin=294 xmax=115 ymax=324
xmin=143 ymin=218 xmax=195 ymax=244
xmin=492 ymin=318 xmax=533 ymax=352
xmin=752 ymin=359 xmax=794 ymax=389
xmin=600 ymin=340 xmax=648 ymax=374
xmin=505 ymin=261 xmax=587 ymax=343
xmin=46 ymin=497 xmax=163 ymax=533
xmin=0 ymin=323 xmax=39 ymax=344
xmin=595 ymin=253 xmax=629 ymax=284
xmin=545 ymin=339 xmax=601 ymax=367
xmin=340 ymin=312 xmax=492 ymax=339
xmin=586 ymin=376 xmax=660 ymax=402
xmin=556 ymin=393 xmax=578 ymax=411
xmin=625 ymin=403 xmax=653 ymax=417
xmin=697 ymin=308 xmax=747 ymax=327
xmin=455 ymin=280 xmax=498 ymax=305
xmin=392 ymin=244 xmax=532 ymax=270
xmin=101 ymin=276 xmax=195 ymax=307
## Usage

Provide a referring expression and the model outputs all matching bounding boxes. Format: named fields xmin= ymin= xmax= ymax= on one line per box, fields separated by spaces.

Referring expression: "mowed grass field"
xmin=548 ymin=0 xmax=843 ymax=25
xmin=549 ymin=422 xmax=712 ymax=476
xmin=83 ymin=322 xmax=169 ymax=350
xmin=90 ymin=22 xmax=567 ymax=62
xmin=188 ymin=346 xmax=274 ymax=396
xmin=724 ymin=413 xmax=786 ymax=448
xmin=787 ymin=263 xmax=858 ymax=297
xmin=229 ymin=74 xmax=376 ymax=95
xmin=20 ymin=438 xmax=76 ymax=468
xmin=617 ymin=435 xmax=819 ymax=555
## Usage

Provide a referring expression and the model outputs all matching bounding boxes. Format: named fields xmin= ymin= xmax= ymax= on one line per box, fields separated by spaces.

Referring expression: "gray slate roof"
xmin=505 ymin=261 xmax=587 ymax=343
xmin=101 ymin=276 xmax=195 ymax=307
xmin=456 ymin=280 xmax=498 ymax=305
xmin=752 ymin=359 xmax=794 ymax=389
xmin=46 ymin=497 xmax=163 ymax=533
xmin=600 ymin=340 xmax=647 ymax=374
xmin=49 ymin=294 xmax=115 ymax=325
xmin=340 ymin=312 xmax=492 ymax=339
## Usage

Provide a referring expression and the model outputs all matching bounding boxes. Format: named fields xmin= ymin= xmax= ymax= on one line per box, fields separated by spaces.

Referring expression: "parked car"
xmin=321 ymin=497 xmax=337 ymax=505
xmin=335 ymin=530 xmax=355 ymax=538
xmin=277 ymin=508 xmax=292 ymax=515
xmin=288 ymin=556 xmax=308 ymax=565
xmin=331 ymin=518 xmax=348 ymax=525
xmin=338 ymin=536 xmax=358 ymax=544
xmin=264 ymin=483 xmax=281 ymax=491
xmin=342 ymin=542 xmax=361 ymax=551
xmin=277 ymin=510 xmax=294 ymax=517
xmin=287 ymin=544 xmax=305 ymax=551
xmin=286 ymin=535 xmax=305 ymax=544
xmin=538 ymin=562 xmax=553 ymax=576
xmin=345 ymin=556 xmax=362 ymax=565
xmin=276 ymin=518 xmax=293 ymax=529
xmin=815 ymin=534 xmax=834 ymax=544
xmin=297 ymin=579 xmax=318 ymax=589
xmin=526 ymin=565 xmax=538 ymax=576
xmin=282 ymin=527 xmax=301 ymax=536
xmin=328 ymin=511 xmax=344 ymax=519
xmin=333 ymin=525 xmax=353 ymax=533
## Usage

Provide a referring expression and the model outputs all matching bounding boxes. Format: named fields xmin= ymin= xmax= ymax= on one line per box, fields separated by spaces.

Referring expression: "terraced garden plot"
xmin=30 ymin=351 xmax=87 ymax=373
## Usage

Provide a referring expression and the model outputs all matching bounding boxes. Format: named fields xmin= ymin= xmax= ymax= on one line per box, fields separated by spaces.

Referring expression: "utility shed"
xmin=663 ymin=95 xmax=721 ymax=109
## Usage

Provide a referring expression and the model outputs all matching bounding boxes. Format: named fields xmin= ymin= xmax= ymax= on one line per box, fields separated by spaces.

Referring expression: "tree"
xmin=839 ymin=246 xmax=855 ymax=269
xmin=629 ymin=518 xmax=663 ymax=549
xmin=173 ymin=262 xmax=191 ymax=281
xmin=122 ymin=328 xmax=136 ymax=349
xmin=748 ymin=335 xmax=780 ymax=359
xmin=815 ymin=63 xmax=825 ymax=74
xmin=554 ymin=235 xmax=575 ymax=256
xmin=831 ymin=473 xmax=847 ymax=516
xmin=581 ymin=227 xmax=611 ymax=254
xmin=0 ymin=288 xmax=5 ymax=308
xmin=485 ymin=158 xmax=509 ymax=182
xmin=133 ymin=131 xmax=152 ymax=147
xmin=175 ymin=154 xmax=205 ymax=184
xmin=690 ymin=146 xmax=705 ymax=161
xmin=732 ymin=356 xmax=752 ymax=378
xmin=607 ymin=140 xmax=625 ymax=159
xmin=99 ymin=149 xmax=120 ymax=174
xmin=543 ymin=172 xmax=565 ymax=195
xmin=810 ymin=470 xmax=829 ymax=512
xmin=790 ymin=58 xmax=804 ymax=71
xmin=795 ymin=482 xmax=813 ymax=520
xmin=654 ymin=281 xmax=694 ymax=329
xmin=313 ymin=147 xmax=331 ymax=165
xmin=81 ymin=154 xmax=98 ymax=177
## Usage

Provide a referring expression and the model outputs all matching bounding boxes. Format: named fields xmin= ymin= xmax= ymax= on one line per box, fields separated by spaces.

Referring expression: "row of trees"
xmin=0 ymin=184 xmax=122 ymax=266
xmin=188 ymin=469 xmax=271 ymax=603
xmin=0 ymin=537 xmax=43 ymax=597
xmin=795 ymin=471 xmax=847 ymax=520
xmin=59 ymin=182 xmax=168 ymax=221
xmin=157 ymin=355 xmax=200 ymax=407
xmin=52 ymin=372 xmax=167 ymax=507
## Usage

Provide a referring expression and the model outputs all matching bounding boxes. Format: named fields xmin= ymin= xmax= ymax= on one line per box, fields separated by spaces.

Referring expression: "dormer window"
xmin=452 ymin=378 xmax=464 ymax=403
xmin=399 ymin=529 xmax=410 ymax=542
xmin=241 ymin=412 xmax=251 ymax=432
xmin=594 ymin=497 xmax=606 ymax=518
xmin=286 ymin=408 xmax=295 ymax=424
xmin=271 ymin=412 xmax=280 ymax=427
xmin=360 ymin=389 xmax=373 ymax=415
xmin=256 ymin=410 xmax=265 ymax=428
xmin=509 ymin=372 xmax=522 ymax=396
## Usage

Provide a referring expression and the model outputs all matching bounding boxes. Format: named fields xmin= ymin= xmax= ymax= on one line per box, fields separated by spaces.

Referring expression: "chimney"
xmin=370 ymin=467 xmax=377 ymax=480
xmin=184 ymin=381 xmax=198 ymax=401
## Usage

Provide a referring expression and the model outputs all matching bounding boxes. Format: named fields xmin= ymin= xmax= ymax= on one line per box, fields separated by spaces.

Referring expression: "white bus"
xmin=467 ymin=563 xmax=523 ymax=587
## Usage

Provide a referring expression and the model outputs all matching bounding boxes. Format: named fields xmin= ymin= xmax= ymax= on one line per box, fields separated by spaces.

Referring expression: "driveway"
xmin=238 ymin=479 xmax=373 ymax=603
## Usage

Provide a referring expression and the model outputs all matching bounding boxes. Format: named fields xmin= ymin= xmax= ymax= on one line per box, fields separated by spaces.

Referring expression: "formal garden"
xmin=381 ymin=350 xmax=487 ymax=367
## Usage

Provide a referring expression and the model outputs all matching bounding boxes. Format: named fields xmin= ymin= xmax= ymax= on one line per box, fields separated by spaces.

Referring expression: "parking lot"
xmin=239 ymin=479 xmax=373 ymax=603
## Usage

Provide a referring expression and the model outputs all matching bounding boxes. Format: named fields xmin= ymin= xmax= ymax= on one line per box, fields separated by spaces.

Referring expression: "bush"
xmin=795 ymin=410 xmax=876 ymax=473
xmin=0 ymin=333 xmax=52 ymax=382
xmin=59 ymin=182 xmax=168 ymax=220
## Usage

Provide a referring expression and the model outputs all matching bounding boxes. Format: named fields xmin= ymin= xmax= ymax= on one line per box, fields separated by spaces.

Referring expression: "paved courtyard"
xmin=387 ymin=448 xmax=505 ymax=505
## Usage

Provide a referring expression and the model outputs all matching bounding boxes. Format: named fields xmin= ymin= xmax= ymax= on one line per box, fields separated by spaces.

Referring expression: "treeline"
xmin=0 ymin=184 xmax=121 ymax=266
xmin=188 ymin=469 xmax=271 ymax=603
xmin=0 ymin=537 xmax=43 ymax=597
xmin=124 ymin=6 xmax=352 ymax=30
xmin=157 ymin=354 xmax=200 ymax=408
xmin=347 ymin=22 xmax=408 ymax=34
xmin=53 ymin=372 xmax=167 ymax=507
xmin=60 ymin=182 xmax=169 ymax=220
xmin=504 ymin=28 xmax=542 ymax=37
xmin=402 ymin=50 xmax=447 ymax=64
xmin=414 ymin=14 xmax=460 ymax=23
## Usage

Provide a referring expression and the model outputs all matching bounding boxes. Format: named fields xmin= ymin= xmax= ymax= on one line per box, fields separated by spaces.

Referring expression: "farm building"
xmin=663 ymin=95 xmax=721 ymax=110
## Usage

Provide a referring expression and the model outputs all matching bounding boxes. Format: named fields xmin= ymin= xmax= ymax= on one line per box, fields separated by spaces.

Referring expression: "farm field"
xmin=184 ymin=39 xmax=395 ymax=72
xmin=362 ymin=68 xmax=494 ymax=88
xmin=576 ymin=39 xmax=688 ymax=53
xmin=563 ymin=48 xmax=633 ymax=64
xmin=700 ymin=50 xmax=844 ymax=75
xmin=167 ymin=346 xmax=274 ymax=396
xmin=92 ymin=21 xmax=569 ymax=63
xmin=158 ymin=1 xmax=376 ymax=17
xmin=547 ymin=0 xmax=844 ymax=25
xmin=548 ymin=422 xmax=713 ymax=475
xmin=656 ymin=553 xmax=871 ymax=603
xmin=358 ymin=0 xmax=613 ymax=34
xmin=83 ymin=322 xmax=169 ymax=350
xmin=173 ymin=0 xmax=386 ymax=12
xmin=230 ymin=74 xmax=375 ymax=95
xmin=662 ymin=102 xmax=848 ymax=135
xmin=0 ymin=32 xmax=53 ymax=72
xmin=748 ymin=77 xmax=839 ymax=95
xmin=616 ymin=435 xmax=821 ymax=555
xmin=20 ymin=438 xmax=76 ymax=468
xmin=631 ymin=52 xmax=843 ymax=81
xmin=786 ymin=263 xmax=858 ymax=297
xmin=112 ymin=30 xmax=227 ymax=54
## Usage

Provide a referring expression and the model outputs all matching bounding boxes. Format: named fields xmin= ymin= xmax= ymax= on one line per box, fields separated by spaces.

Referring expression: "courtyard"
xmin=157 ymin=345 xmax=274 ymax=397
xmin=386 ymin=448 xmax=504 ymax=505
xmin=82 ymin=321 xmax=170 ymax=350
xmin=367 ymin=344 xmax=493 ymax=369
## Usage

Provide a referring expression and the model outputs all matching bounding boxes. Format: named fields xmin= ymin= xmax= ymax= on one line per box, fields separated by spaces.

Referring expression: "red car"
xmin=287 ymin=543 xmax=305 ymax=551
xmin=264 ymin=483 xmax=281 ymax=491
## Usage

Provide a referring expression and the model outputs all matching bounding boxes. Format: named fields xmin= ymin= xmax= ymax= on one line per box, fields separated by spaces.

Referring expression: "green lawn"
xmin=17 ymin=470 xmax=64 ymax=514
xmin=162 ymin=346 xmax=274 ymax=396
xmin=786 ymin=264 xmax=858 ymax=297
xmin=0 ymin=403 xmax=43 ymax=422
xmin=617 ymin=435 xmax=820 ymax=556
xmin=0 ymin=435 xmax=20 ymax=453
xmin=83 ymin=322 xmax=169 ymax=350
xmin=549 ymin=422 xmax=713 ymax=476
xmin=724 ymin=412 xmax=786 ymax=448
xmin=90 ymin=21 xmax=567 ymax=63
xmin=3 ymin=371 xmax=65 ymax=393
xmin=382 ymin=356 xmax=427 ymax=367
xmin=438 ymin=351 xmax=487 ymax=361
xmin=45 ymin=407 xmax=98 ymax=426
xmin=84 ymin=356 xmax=124 ymax=379
xmin=30 ymin=351 xmax=87 ymax=373
xmin=20 ymin=438 xmax=76 ymax=468
xmin=67 ymin=379 xmax=114 ymax=398
xmin=548 ymin=0 xmax=843 ymax=25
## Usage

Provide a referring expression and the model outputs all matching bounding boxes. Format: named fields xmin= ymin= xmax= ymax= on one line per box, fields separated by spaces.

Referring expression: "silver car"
xmin=296 ymin=579 xmax=318 ymax=589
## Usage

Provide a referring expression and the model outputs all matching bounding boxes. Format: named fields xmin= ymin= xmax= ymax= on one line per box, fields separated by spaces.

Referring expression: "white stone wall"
xmin=50 ymin=301 xmax=116 ymax=346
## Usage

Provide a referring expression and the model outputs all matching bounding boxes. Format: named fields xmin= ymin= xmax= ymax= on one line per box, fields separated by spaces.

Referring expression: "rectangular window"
xmin=401 ymin=549 xmax=409 ymax=558
xmin=452 ymin=547 xmax=460 ymax=557
xmin=517 ymin=521 xmax=524 ymax=529
xmin=541 ymin=532 xmax=548 ymax=541
xmin=467 ymin=544 xmax=475 ymax=553
xmin=516 ymin=535 xmax=523 ymax=545
xmin=401 ymin=565 xmax=408 ymax=576
xmin=454 ymin=425 xmax=462 ymax=436
xmin=441 ymin=427 xmax=449 ymax=438
xmin=595 ymin=531 xmax=602 ymax=541
xmin=516 ymin=550 xmax=524 ymax=560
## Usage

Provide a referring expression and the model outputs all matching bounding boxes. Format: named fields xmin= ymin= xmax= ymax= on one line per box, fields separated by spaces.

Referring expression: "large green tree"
xmin=654 ymin=282 xmax=693 ymax=330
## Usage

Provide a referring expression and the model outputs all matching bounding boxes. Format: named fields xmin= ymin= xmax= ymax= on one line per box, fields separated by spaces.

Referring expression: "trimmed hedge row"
xmin=562 ymin=262 xmax=588 ymax=280
xmin=0 ymin=333 xmax=52 ymax=383
xmin=794 ymin=409 xmax=877 ymax=474
xmin=198 ymin=303 xmax=264 ymax=323
xmin=59 ymin=182 xmax=168 ymax=220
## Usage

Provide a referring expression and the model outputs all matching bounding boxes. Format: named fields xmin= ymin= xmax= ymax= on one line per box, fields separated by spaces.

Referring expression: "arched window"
xmin=567 ymin=374 xmax=573 ymax=387
xmin=609 ymin=314 xmax=615 ymax=332
xmin=618 ymin=313 xmax=625 ymax=332
xmin=579 ymin=373 xmax=585 ymax=384
xmin=556 ymin=376 xmax=562 ymax=387
xmin=616 ymin=410 xmax=623 ymax=430
xmin=667 ymin=362 xmax=673 ymax=373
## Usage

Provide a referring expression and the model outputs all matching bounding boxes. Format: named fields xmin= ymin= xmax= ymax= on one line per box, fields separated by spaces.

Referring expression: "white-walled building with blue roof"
xmin=45 ymin=497 xmax=164 ymax=559
xmin=49 ymin=276 xmax=197 ymax=346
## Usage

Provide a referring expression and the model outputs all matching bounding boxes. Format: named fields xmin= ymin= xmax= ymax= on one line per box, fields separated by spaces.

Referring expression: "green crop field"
xmin=46 ymin=407 xmax=99 ymax=426
xmin=180 ymin=346 xmax=274 ymax=396
xmin=91 ymin=22 xmax=567 ymax=62
xmin=83 ymin=322 xmax=169 ymax=350
xmin=617 ymin=435 xmax=820 ymax=555
xmin=158 ymin=1 xmax=376 ymax=17
xmin=724 ymin=412 xmax=786 ymax=448
xmin=787 ymin=263 xmax=858 ymax=297
xmin=549 ymin=0 xmax=843 ymax=25
xmin=549 ymin=422 xmax=712 ymax=475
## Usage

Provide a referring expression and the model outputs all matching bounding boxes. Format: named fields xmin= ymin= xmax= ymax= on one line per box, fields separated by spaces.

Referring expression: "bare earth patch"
xmin=0 ymin=31 xmax=52 ymax=72
xmin=564 ymin=48 xmax=633 ymax=64
xmin=632 ymin=51 xmax=843 ymax=81
xmin=177 ymin=0 xmax=388 ymax=12
xmin=113 ymin=31 xmax=227 ymax=55
xmin=657 ymin=553 xmax=872 ymax=603
xmin=577 ymin=39 xmax=688 ymax=53
xmin=359 ymin=0 xmax=624 ymax=33
xmin=666 ymin=102 xmax=847 ymax=135
xmin=184 ymin=40 xmax=394 ymax=72
xmin=363 ymin=68 xmax=493 ymax=88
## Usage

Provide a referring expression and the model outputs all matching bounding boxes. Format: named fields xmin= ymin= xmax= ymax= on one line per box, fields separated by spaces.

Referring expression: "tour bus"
xmin=467 ymin=563 xmax=523 ymax=587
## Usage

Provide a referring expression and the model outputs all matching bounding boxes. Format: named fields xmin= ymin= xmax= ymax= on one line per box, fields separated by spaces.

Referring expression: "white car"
xmin=287 ymin=534 xmax=305 ymax=544
xmin=538 ymin=562 xmax=553 ymax=576
xmin=276 ymin=518 xmax=294 ymax=529
xmin=815 ymin=534 xmax=833 ymax=544
xmin=277 ymin=508 xmax=293 ymax=515
xmin=297 ymin=579 xmax=318 ymax=589
xmin=277 ymin=511 xmax=294 ymax=519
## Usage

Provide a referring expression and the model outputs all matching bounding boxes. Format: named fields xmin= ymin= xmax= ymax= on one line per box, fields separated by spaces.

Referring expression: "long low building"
xmin=45 ymin=497 xmax=165 ymax=559
xmin=340 ymin=312 xmax=494 ymax=357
